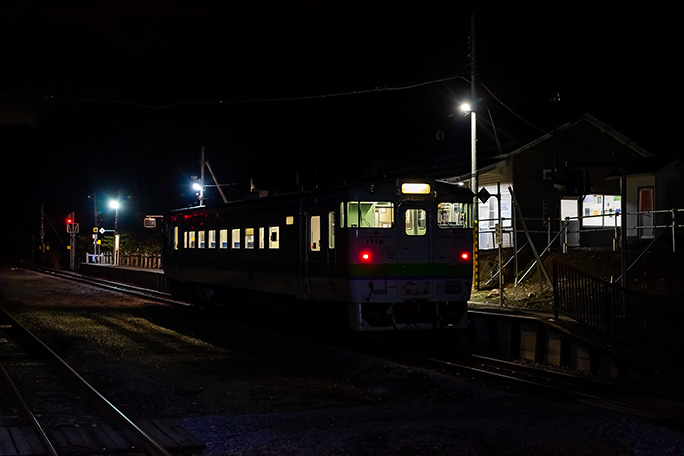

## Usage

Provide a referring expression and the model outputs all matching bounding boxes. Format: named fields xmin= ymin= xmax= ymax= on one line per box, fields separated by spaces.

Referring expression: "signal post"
xmin=66 ymin=212 xmax=79 ymax=271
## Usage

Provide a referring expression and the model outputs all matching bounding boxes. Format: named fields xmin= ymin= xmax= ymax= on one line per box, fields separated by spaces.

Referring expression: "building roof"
xmin=443 ymin=113 xmax=652 ymax=184
xmin=499 ymin=113 xmax=652 ymax=160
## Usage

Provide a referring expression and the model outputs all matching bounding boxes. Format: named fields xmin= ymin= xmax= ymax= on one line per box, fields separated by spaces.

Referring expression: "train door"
xmin=306 ymin=212 xmax=325 ymax=300
xmin=326 ymin=210 xmax=338 ymax=290
xmin=164 ymin=223 xmax=183 ymax=282
xmin=398 ymin=203 xmax=434 ymax=297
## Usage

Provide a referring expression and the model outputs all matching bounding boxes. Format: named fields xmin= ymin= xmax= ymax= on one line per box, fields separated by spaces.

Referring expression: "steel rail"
xmin=0 ymin=360 xmax=59 ymax=456
xmin=414 ymin=352 xmax=684 ymax=423
xmin=0 ymin=306 xmax=174 ymax=456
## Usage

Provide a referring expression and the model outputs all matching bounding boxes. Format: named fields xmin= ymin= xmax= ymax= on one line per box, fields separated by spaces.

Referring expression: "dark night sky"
xmin=0 ymin=1 xmax=676 ymax=256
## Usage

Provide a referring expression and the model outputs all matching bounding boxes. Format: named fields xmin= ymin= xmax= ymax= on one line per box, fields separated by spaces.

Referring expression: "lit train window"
xmin=259 ymin=227 xmax=265 ymax=249
xmin=328 ymin=211 xmax=336 ymax=249
xmin=183 ymin=231 xmax=188 ymax=248
xmin=245 ymin=228 xmax=255 ymax=249
xmin=219 ymin=229 xmax=228 ymax=249
xmin=310 ymin=216 xmax=321 ymax=252
xmin=232 ymin=229 xmax=241 ymax=249
xmin=188 ymin=231 xmax=196 ymax=248
xmin=208 ymin=230 xmax=216 ymax=248
xmin=269 ymin=226 xmax=280 ymax=249
xmin=405 ymin=209 xmax=427 ymax=236
xmin=173 ymin=227 xmax=179 ymax=250
xmin=437 ymin=202 xmax=473 ymax=229
xmin=345 ymin=202 xmax=394 ymax=228
xmin=198 ymin=231 xmax=205 ymax=249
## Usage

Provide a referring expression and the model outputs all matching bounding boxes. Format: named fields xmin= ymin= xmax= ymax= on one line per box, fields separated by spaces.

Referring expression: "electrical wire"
xmin=0 ymin=75 xmax=469 ymax=110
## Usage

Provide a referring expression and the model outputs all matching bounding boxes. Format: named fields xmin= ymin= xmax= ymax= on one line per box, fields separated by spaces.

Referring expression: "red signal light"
xmin=460 ymin=251 xmax=470 ymax=261
xmin=360 ymin=251 xmax=372 ymax=262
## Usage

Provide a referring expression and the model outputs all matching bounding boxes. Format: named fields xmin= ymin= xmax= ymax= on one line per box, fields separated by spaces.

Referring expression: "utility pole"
xmin=469 ymin=12 xmax=480 ymax=290
xmin=40 ymin=206 xmax=46 ymax=254
xmin=199 ymin=147 xmax=206 ymax=206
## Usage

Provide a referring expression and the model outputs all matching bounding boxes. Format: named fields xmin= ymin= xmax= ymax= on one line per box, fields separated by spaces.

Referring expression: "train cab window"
xmin=345 ymin=202 xmax=394 ymax=228
xmin=232 ymin=229 xmax=241 ymax=249
xmin=269 ymin=226 xmax=280 ymax=249
xmin=173 ymin=227 xmax=179 ymax=250
xmin=208 ymin=230 xmax=217 ymax=248
xmin=437 ymin=202 xmax=473 ymax=229
xmin=310 ymin=216 xmax=321 ymax=251
xmin=198 ymin=231 xmax=206 ymax=249
xmin=219 ymin=229 xmax=228 ymax=249
xmin=328 ymin=211 xmax=336 ymax=249
xmin=405 ymin=209 xmax=427 ymax=236
xmin=245 ymin=228 xmax=255 ymax=249
xmin=259 ymin=227 xmax=266 ymax=249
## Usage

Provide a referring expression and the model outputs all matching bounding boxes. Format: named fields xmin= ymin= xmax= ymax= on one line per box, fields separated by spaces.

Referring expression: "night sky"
xmin=0 ymin=2 xmax=675 ymax=257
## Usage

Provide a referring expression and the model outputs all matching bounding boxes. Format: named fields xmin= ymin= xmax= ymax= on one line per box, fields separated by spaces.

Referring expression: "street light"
xmin=460 ymin=100 xmax=479 ymax=290
xmin=109 ymin=200 xmax=121 ymax=266
xmin=460 ymin=102 xmax=477 ymax=196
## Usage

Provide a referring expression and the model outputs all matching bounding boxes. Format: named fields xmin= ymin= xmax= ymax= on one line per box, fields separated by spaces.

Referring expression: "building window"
xmin=582 ymin=195 xmax=621 ymax=227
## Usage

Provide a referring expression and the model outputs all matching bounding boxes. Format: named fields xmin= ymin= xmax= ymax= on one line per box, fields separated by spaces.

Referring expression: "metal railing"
xmin=478 ymin=208 xmax=684 ymax=253
xmin=85 ymin=252 xmax=163 ymax=269
xmin=552 ymin=259 xmax=678 ymax=351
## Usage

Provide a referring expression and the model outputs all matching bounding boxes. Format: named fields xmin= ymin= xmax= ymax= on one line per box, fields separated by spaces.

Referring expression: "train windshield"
xmin=342 ymin=201 xmax=394 ymax=228
xmin=437 ymin=202 xmax=473 ymax=229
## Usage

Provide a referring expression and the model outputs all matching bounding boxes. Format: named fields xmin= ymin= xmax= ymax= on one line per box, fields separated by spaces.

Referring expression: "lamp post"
xmin=461 ymin=102 xmax=479 ymax=290
xmin=109 ymin=200 xmax=120 ymax=266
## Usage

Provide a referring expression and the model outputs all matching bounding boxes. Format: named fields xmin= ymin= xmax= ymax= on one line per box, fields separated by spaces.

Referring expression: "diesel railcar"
xmin=163 ymin=178 xmax=474 ymax=331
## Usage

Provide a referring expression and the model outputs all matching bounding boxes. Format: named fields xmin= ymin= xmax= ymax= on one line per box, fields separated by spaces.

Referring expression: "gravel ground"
xmin=1 ymin=263 xmax=683 ymax=455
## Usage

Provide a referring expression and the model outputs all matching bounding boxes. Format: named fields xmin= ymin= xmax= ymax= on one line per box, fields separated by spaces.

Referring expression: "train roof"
xmin=168 ymin=177 xmax=473 ymax=215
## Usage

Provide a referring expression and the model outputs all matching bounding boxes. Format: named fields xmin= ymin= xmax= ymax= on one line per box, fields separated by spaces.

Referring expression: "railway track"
xmin=0 ymin=306 xmax=204 ymax=456
xmin=412 ymin=351 xmax=684 ymax=429
xmin=18 ymin=263 xmax=184 ymax=307
xmin=14 ymin=263 xmax=684 ymax=434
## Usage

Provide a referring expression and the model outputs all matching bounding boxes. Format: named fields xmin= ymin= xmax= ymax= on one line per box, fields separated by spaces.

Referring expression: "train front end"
xmin=341 ymin=179 xmax=474 ymax=331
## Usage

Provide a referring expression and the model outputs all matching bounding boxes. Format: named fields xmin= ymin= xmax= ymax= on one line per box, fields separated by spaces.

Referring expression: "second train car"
xmin=163 ymin=178 xmax=474 ymax=331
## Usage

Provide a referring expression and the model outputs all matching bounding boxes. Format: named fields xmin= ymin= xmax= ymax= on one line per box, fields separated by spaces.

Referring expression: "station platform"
xmin=80 ymin=263 xmax=167 ymax=292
